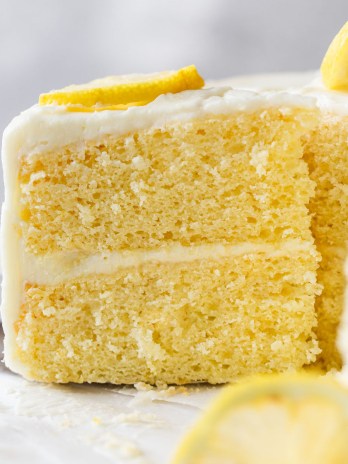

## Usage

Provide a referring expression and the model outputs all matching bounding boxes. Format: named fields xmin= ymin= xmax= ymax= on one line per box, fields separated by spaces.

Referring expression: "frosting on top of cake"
xmin=3 ymin=86 xmax=316 ymax=156
xmin=211 ymin=71 xmax=348 ymax=115
xmin=6 ymin=70 xmax=348 ymax=161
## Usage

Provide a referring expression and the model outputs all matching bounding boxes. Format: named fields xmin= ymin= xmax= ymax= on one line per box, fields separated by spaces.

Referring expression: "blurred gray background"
xmin=1 ymin=0 xmax=348 ymax=145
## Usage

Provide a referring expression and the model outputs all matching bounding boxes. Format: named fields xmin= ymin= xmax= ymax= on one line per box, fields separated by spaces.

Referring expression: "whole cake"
xmin=1 ymin=24 xmax=348 ymax=384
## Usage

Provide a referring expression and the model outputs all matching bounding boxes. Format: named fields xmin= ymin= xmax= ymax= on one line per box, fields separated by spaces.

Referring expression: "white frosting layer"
xmin=211 ymin=71 xmax=348 ymax=116
xmin=208 ymin=71 xmax=318 ymax=92
xmin=23 ymin=240 xmax=315 ymax=287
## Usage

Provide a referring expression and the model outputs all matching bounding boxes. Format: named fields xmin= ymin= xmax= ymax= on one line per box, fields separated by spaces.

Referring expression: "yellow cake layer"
xmin=16 ymin=250 xmax=320 ymax=384
xmin=18 ymin=109 xmax=316 ymax=255
xmin=304 ymin=117 xmax=348 ymax=369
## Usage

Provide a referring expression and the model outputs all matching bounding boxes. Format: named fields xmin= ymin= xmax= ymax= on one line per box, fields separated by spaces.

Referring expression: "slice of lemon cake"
xmin=1 ymin=66 xmax=321 ymax=384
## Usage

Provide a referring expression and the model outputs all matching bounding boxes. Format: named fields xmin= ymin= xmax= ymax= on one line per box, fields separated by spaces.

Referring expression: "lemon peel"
xmin=321 ymin=22 xmax=348 ymax=91
xmin=172 ymin=373 xmax=348 ymax=464
xmin=39 ymin=66 xmax=204 ymax=111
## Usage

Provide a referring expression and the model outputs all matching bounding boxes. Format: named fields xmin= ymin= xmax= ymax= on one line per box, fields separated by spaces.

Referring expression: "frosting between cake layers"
xmin=22 ymin=240 xmax=317 ymax=287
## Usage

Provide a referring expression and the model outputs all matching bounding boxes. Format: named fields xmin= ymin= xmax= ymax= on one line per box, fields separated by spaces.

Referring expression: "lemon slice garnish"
xmin=39 ymin=65 xmax=204 ymax=111
xmin=321 ymin=22 xmax=348 ymax=91
xmin=172 ymin=374 xmax=348 ymax=464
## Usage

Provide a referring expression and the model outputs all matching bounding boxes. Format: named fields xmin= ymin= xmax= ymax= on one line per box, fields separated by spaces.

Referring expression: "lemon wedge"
xmin=172 ymin=374 xmax=348 ymax=464
xmin=321 ymin=22 xmax=348 ymax=91
xmin=39 ymin=65 xmax=204 ymax=111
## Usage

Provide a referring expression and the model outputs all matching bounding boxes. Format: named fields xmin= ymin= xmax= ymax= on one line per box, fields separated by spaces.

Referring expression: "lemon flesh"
xmin=39 ymin=65 xmax=204 ymax=111
xmin=321 ymin=22 xmax=348 ymax=91
xmin=173 ymin=374 xmax=348 ymax=464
